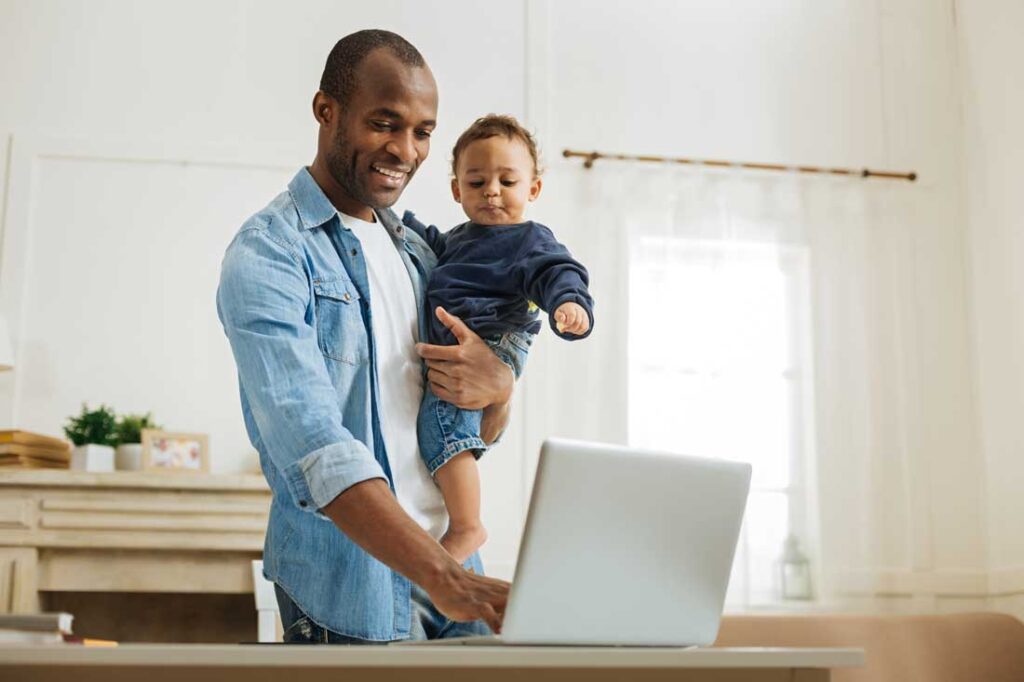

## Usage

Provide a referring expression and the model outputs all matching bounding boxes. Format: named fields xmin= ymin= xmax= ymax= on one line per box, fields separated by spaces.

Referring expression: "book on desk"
xmin=0 ymin=612 xmax=73 ymax=644
xmin=0 ymin=430 xmax=72 ymax=469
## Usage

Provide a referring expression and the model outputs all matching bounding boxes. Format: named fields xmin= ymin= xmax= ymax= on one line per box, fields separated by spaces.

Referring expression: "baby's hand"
xmin=554 ymin=302 xmax=590 ymax=336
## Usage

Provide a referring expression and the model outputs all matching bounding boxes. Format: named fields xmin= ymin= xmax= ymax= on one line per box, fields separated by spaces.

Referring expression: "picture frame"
xmin=140 ymin=430 xmax=209 ymax=473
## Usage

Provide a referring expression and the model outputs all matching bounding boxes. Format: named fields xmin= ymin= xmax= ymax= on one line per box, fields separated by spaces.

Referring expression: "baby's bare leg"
xmin=434 ymin=451 xmax=487 ymax=564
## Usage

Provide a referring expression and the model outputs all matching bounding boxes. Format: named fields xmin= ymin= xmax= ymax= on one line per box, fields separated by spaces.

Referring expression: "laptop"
xmin=399 ymin=437 xmax=751 ymax=647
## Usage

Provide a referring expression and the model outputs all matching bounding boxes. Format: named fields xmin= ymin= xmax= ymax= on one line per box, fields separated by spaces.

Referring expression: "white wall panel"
xmin=959 ymin=0 xmax=1024 ymax=577
xmin=2 ymin=138 xmax=297 ymax=473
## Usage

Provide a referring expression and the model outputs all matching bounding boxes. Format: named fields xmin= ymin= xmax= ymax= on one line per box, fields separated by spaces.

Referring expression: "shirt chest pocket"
xmin=312 ymin=277 xmax=368 ymax=366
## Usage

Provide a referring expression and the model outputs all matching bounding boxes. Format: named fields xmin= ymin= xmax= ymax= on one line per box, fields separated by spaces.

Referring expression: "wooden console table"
xmin=0 ymin=470 xmax=271 ymax=642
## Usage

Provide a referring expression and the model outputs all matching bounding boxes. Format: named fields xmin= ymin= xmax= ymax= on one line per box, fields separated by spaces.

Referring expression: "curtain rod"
xmin=562 ymin=149 xmax=917 ymax=182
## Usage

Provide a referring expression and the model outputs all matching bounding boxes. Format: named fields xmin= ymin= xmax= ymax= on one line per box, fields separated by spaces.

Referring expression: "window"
xmin=628 ymin=236 xmax=815 ymax=607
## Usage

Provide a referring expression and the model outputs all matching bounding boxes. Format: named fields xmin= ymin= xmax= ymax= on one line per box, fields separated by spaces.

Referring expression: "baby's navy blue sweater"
xmin=402 ymin=211 xmax=594 ymax=346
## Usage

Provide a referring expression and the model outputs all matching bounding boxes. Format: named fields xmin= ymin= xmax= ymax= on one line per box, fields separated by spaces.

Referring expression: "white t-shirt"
xmin=340 ymin=211 xmax=447 ymax=540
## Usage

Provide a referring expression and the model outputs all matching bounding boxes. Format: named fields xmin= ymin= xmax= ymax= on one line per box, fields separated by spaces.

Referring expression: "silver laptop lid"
xmin=501 ymin=438 xmax=751 ymax=646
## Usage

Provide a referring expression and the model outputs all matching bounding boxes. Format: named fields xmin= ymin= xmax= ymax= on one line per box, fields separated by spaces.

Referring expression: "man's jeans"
xmin=275 ymin=583 xmax=492 ymax=643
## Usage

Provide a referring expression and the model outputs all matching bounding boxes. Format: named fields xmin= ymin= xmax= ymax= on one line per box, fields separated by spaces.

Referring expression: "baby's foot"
xmin=440 ymin=524 xmax=488 ymax=565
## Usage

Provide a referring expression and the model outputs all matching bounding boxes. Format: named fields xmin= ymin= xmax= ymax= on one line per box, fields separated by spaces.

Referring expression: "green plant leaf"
xmin=112 ymin=412 xmax=162 ymax=446
xmin=63 ymin=403 xmax=118 ymax=447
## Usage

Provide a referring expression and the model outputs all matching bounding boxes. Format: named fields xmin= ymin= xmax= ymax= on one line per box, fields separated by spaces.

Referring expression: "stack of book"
xmin=0 ymin=430 xmax=72 ymax=469
xmin=0 ymin=612 xmax=73 ymax=644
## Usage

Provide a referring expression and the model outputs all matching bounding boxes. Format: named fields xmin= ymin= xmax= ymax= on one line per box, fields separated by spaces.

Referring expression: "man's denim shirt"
xmin=216 ymin=168 xmax=483 ymax=640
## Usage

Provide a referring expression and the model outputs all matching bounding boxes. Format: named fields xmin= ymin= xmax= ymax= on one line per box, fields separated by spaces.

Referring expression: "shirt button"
xmin=351 ymin=248 xmax=357 ymax=256
xmin=299 ymin=500 xmax=308 ymax=508
xmin=343 ymin=293 xmax=351 ymax=302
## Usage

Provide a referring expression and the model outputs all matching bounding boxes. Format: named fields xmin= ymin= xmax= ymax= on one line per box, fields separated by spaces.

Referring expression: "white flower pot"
xmin=115 ymin=443 xmax=144 ymax=471
xmin=70 ymin=444 xmax=115 ymax=472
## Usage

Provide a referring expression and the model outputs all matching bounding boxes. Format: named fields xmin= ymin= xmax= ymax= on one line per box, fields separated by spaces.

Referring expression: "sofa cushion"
xmin=714 ymin=612 xmax=1024 ymax=682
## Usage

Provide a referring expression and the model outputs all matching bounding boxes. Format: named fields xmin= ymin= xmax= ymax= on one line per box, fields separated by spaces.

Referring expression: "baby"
xmin=403 ymin=114 xmax=594 ymax=563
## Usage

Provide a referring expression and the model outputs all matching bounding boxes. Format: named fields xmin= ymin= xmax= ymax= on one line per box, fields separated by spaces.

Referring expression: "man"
xmin=217 ymin=29 xmax=513 ymax=643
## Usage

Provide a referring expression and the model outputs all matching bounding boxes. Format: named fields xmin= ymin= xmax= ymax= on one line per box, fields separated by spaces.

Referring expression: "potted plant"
xmin=64 ymin=404 xmax=117 ymax=472
xmin=113 ymin=412 xmax=161 ymax=471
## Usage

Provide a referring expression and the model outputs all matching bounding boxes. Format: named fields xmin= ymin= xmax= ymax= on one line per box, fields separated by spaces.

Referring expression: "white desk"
xmin=0 ymin=644 xmax=864 ymax=681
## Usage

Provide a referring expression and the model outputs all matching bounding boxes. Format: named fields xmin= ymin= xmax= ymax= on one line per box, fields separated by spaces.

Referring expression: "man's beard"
xmin=325 ymin=133 xmax=404 ymax=210
xmin=325 ymin=141 xmax=374 ymax=209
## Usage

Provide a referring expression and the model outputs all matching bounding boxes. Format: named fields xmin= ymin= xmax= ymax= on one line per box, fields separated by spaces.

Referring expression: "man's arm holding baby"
xmin=416 ymin=306 xmax=515 ymax=444
xmin=403 ymin=211 xmax=512 ymax=440
xmin=319 ymin=308 xmax=513 ymax=630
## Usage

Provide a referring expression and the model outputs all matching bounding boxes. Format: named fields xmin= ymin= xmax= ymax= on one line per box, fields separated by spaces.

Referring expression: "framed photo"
xmin=141 ymin=430 xmax=209 ymax=473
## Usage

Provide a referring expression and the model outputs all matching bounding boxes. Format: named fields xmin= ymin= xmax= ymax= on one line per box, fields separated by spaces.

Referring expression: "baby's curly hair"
xmin=451 ymin=114 xmax=541 ymax=177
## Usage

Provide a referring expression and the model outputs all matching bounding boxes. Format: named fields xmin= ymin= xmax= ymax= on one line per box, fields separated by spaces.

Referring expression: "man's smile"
xmin=371 ymin=163 xmax=411 ymax=189
xmin=372 ymin=163 xmax=410 ymax=179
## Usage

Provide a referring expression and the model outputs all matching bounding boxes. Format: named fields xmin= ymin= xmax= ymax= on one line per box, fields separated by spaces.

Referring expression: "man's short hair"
xmin=320 ymin=29 xmax=426 ymax=105
xmin=451 ymin=114 xmax=541 ymax=177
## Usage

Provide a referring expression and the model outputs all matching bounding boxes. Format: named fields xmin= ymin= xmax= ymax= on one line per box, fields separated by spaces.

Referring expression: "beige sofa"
xmin=714 ymin=612 xmax=1024 ymax=681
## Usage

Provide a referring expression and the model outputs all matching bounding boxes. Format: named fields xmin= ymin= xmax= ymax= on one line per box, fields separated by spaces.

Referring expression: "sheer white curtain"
xmin=526 ymin=162 xmax=946 ymax=609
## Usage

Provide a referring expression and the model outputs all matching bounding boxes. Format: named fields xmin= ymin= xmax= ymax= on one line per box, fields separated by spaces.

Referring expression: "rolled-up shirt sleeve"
xmin=216 ymin=224 xmax=386 ymax=512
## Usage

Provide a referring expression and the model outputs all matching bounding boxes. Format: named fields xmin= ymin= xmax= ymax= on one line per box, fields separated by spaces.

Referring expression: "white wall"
xmin=0 ymin=0 xmax=529 ymax=577
xmin=530 ymin=0 xmax=988 ymax=611
xmin=0 ymin=0 xmax=1016 ymax=609
xmin=0 ymin=0 xmax=525 ymax=469
xmin=957 ymin=0 xmax=1024 ymax=609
